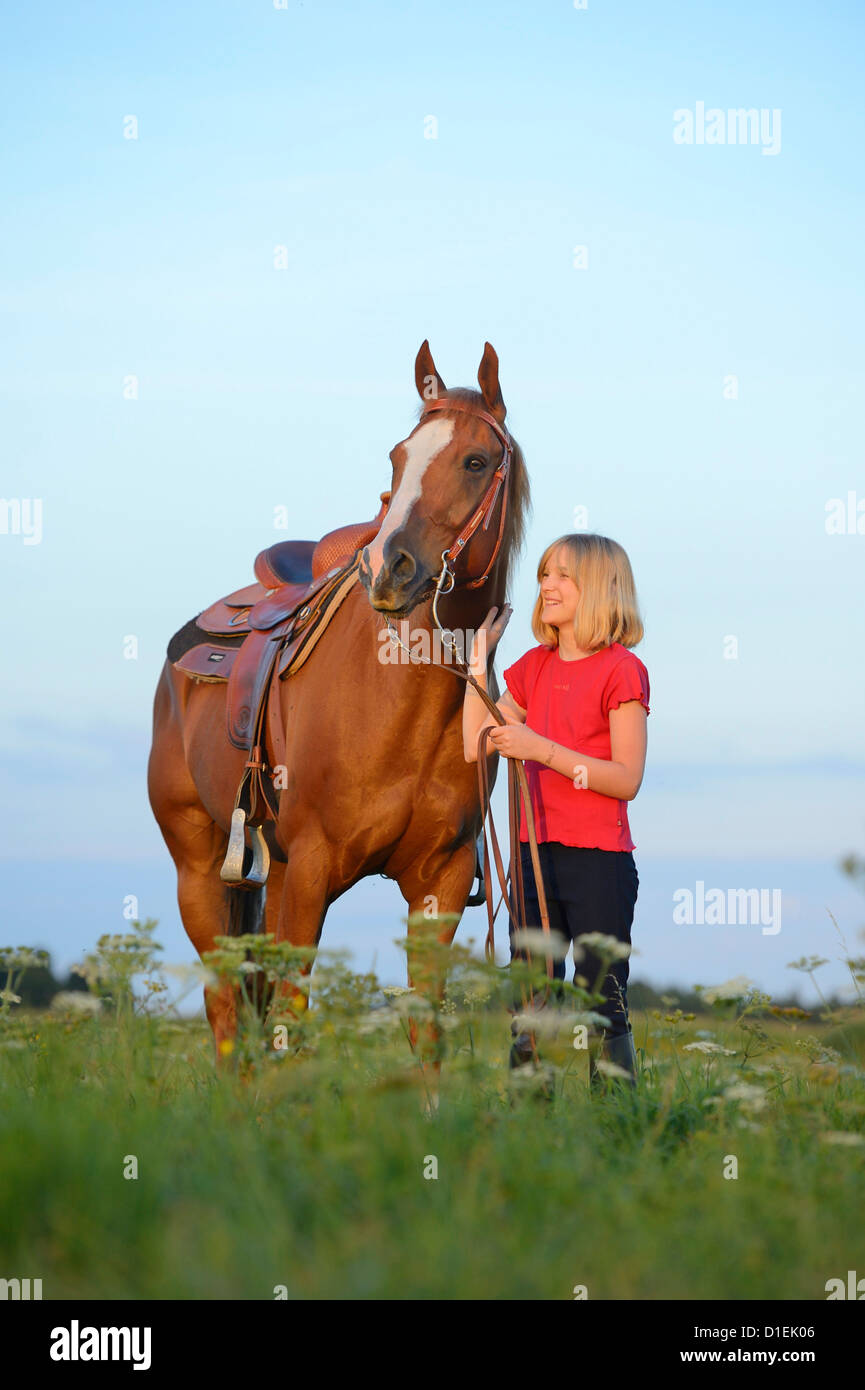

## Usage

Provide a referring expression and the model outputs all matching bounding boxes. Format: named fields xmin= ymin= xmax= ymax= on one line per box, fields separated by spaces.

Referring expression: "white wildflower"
xmin=723 ymin=1081 xmax=767 ymax=1111
xmin=162 ymin=962 xmax=218 ymax=990
xmin=594 ymin=1059 xmax=633 ymax=1080
xmin=511 ymin=1009 xmax=607 ymax=1039
xmin=355 ymin=1010 xmax=401 ymax=1036
xmin=508 ymin=1061 xmax=557 ymax=1090
xmin=50 ymin=992 xmax=102 ymax=1016
xmin=387 ymin=992 xmax=433 ymax=1017
xmin=700 ymin=976 xmax=755 ymax=1005
xmin=439 ymin=1013 xmax=463 ymax=1031
xmin=460 ymin=970 xmax=493 ymax=1005
xmin=511 ymin=929 xmax=570 ymax=961
xmin=574 ymin=933 xmax=631 ymax=961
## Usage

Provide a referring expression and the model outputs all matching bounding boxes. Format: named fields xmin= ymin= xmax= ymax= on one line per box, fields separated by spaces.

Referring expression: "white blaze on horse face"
xmin=366 ymin=417 xmax=455 ymax=585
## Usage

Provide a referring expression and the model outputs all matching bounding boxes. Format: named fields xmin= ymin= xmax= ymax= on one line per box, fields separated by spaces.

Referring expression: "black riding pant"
xmin=511 ymin=841 xmax=639 ymax=1039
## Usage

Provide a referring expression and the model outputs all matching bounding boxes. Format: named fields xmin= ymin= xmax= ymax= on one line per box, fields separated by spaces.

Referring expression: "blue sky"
xmin=2 ymin=1 xmax=864 ymax=1003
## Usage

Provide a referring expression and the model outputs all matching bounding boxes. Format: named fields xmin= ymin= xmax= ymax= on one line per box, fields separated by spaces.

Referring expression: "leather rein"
xmin=385 ymin=396 xmax=554 ymax=1006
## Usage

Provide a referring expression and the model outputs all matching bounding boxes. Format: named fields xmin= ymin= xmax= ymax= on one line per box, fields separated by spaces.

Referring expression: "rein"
xmin=384 ymin=397 xmax=554 ymax=1013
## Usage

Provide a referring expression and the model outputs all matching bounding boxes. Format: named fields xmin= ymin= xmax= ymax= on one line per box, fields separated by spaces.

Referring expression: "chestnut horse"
xmin=147 ymin=341 xmax=530 ymax=1057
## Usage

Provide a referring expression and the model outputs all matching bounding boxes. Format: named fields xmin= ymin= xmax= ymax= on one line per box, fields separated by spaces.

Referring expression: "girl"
xmin=462 ymin=533 xmax=649 ymax=1090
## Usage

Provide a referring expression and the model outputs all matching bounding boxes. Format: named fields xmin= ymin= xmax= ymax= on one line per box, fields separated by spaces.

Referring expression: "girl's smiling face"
xmin=540 ymin=546 xmax=580 ymax=628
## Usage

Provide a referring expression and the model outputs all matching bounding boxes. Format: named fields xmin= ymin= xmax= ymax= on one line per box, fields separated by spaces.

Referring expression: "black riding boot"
xmin=508 ymin=1021 xmax=538 ymax=1070
xmin=588 ymin=1027 xmax=639 ymax=1093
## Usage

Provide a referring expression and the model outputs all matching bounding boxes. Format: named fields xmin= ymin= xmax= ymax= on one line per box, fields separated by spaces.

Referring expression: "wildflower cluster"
xmin=72 ymin=919 xmax=166 ymax=1018
xmin=0 ymin=946 xmax=50 ymax=1020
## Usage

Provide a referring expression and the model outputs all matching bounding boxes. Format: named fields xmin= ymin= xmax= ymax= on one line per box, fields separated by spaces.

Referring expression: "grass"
xmin=0 ymin=925 xmax=863 ymax=1300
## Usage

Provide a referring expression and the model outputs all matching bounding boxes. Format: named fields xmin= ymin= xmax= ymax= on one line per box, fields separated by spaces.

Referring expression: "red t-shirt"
xmin=502 ymin=642 xmax=650 ymax=852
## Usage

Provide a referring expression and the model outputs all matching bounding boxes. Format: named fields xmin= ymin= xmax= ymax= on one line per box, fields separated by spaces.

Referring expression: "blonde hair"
xmin=531 ymin=534 xmax=644 ymax=651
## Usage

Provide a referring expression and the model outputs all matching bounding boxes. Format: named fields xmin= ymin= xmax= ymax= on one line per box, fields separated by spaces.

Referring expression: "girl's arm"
xmin=463 ymin=680 xmax=525 ymax=762
xmin=462 ymin=604 xmax=520 ymax=763
xmin=485 ymin=701 xmax=648 ymax=800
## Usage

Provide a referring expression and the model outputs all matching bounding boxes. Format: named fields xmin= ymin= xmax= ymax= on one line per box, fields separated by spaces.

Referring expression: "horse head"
xmin=359 ymin=340 xmax=523 ymax=616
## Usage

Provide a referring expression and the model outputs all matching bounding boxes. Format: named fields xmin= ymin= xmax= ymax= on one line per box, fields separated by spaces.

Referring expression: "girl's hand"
xmin=469 ymin=604 xmax=513 ymax=674
xmin=485 ymin=719 xmax=543 ymax=761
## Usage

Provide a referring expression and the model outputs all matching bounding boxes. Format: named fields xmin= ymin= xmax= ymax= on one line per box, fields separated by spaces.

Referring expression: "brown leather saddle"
xmin=172 ymin=493 xmax=391 ymax=887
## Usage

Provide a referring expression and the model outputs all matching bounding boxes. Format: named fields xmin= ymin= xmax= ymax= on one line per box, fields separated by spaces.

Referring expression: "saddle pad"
xmin=167 ymin=615 xmax=245 ymax=677
xmin=173 ymin=642 xmax=241 ymax=682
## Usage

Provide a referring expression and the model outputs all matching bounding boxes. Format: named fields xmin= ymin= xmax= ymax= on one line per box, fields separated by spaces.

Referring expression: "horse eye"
xmin=464 ymin=457 xmax=486 ymax=472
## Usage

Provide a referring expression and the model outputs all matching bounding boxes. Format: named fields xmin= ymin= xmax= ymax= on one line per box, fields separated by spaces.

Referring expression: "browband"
xmin=420 ymin=396 xmax=513 ymax=463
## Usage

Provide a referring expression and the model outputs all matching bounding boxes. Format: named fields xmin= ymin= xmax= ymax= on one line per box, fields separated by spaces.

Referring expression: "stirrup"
xmin=465 ymin=835 xmax=485 ymax=907
xmin=466 ymin=878 xmax=485 ymax=907
xmin=220 ymin=807 xmax=271 ymax=888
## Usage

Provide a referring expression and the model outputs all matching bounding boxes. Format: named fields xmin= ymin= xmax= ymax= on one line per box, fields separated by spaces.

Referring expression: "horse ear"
xmin=415 ymin=340 xmax=446 ymax=401
xmin=477 ymin=342 xmax=506 ymax=421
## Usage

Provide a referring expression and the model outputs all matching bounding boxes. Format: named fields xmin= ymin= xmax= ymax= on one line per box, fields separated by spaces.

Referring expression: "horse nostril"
xmin=390 ymin=550 xmax=416 ymax=582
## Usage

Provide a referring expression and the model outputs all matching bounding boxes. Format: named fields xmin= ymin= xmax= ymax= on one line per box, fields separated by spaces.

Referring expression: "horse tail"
xmin=224 ymin=884 xmax=265 ymax=938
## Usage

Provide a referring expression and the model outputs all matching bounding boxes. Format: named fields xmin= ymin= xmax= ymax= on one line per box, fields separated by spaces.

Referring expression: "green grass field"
xmin=1 ymin=922 xmax=863 ymax=1301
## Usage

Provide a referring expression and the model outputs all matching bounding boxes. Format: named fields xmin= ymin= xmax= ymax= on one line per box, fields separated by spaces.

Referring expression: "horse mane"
xmin=415 ymin=386 xmax=531 ymax=595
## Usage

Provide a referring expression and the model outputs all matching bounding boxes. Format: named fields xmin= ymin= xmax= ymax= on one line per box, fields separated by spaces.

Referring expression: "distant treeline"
xmin=625 ymin=979 xmax=841 ymax=1014
xmin=0 ymin=958 xmax=91 ymax=1008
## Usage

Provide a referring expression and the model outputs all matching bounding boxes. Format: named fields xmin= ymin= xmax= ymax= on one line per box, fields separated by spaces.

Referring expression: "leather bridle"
xmin=384 ymin=396 xmax=554 ymax=1023
xmin=419 ymin=396 xmax=513 ymax=594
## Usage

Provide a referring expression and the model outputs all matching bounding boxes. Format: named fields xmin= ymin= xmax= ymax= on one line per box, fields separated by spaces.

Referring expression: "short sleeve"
xmin=603 ymin=655 xmax=650 ymax=717
xmin=502 ymin=649 xmax=532 ymax=710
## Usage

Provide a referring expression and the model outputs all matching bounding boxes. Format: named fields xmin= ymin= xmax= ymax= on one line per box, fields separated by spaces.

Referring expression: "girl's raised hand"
xmin=469 ymin=604 xmax=513 ymax=674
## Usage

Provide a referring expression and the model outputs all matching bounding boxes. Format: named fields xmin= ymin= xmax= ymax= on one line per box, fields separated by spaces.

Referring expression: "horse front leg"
xmin=397 ymin=840 xmax=478 ymax=1111
xmin=267 ymin=835 xmax=331 ymax=1045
